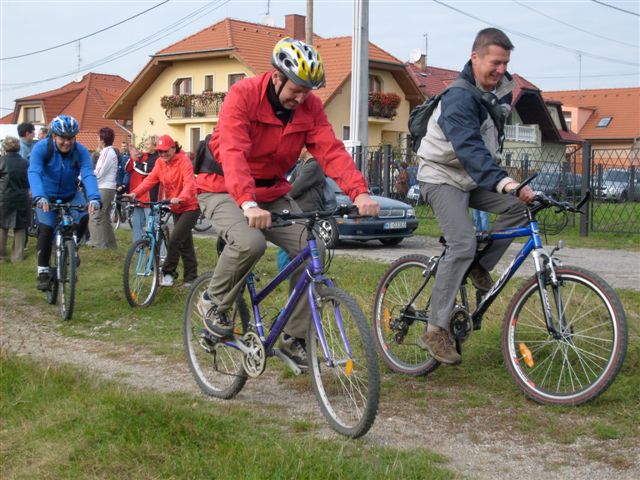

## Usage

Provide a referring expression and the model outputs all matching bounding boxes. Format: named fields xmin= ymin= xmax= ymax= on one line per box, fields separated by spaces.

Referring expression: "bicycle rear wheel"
xmin=503 ymin=266 xmax=628 ymax=405
xmin=307 ymin=286 xmax=379 ymax=438
xmin=192 ymin=212 xmax=212 ymax=233
xmin=372 ymin=254 xmax=440 ymax=376
xmin=123 ymin=239 xmax=159 ymax=307
xmin=183 ymin=272 xmax=250 ymax=399
xmin=59 ymin=239 xmax=77 ymax=321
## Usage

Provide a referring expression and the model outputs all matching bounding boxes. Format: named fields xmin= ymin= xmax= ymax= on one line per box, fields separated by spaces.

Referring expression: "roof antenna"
xmin=261 ymin=0 xmax=274 ymax=26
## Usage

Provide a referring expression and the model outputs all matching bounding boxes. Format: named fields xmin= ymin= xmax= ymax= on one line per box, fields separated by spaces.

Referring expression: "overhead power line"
xmin=0 ymin=0 xmax=230 ymax=91
xmin=512 ymin=0 xmax=638 ymax=49
xmin=591 ymin=0 xmax=640 ymax=17
xmin=0 ymin=1 xmax=171 ymax=61
xmin=432 ymin=0 xmax=639 ymax=67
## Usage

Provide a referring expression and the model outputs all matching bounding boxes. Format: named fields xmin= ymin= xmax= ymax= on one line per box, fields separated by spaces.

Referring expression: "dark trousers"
xmin=163 ymin=209 xmax=200 ymax=282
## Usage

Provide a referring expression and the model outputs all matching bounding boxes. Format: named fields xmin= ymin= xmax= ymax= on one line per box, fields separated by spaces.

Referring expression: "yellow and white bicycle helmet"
xmin=272 ymin=37 xmax=325 ymax=90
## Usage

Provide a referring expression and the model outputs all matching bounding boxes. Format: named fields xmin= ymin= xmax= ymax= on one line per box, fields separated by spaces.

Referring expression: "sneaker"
xmin=468 ymin=262 xmax=493 ymax=293
xmin=278 ymin=335 xmax=308 ymax=370
xmin=418 ymin=328 xmax=461 ymax=365
xmin=160 ymin=273 xmax=174 ymax=287
xmin=37 ymin=271 xmax=50 ymax=291
xmin=198 ymin=291 xmax=234 ymax=338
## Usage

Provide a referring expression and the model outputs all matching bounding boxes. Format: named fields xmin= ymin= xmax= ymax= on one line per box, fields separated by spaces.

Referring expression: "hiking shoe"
xmin=198 ymin=291 xmax=234 ymax=339
xmin=279 ymin=335 xmax=308 ymax=370
xmin=418 ymin=328 xmax=461 ymax=365
xmin=468 ymin=262 xmax=493 ymax=293
xmin=160 ymin=273 xmax=174 ymax=287
xmin=37 ymin=271 xmax=50 ymax=291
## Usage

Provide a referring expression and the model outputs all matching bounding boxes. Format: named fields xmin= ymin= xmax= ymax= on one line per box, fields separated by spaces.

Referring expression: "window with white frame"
xmin=24 ymin=106 xmax=42 ymax=123
xmin=204 ymin=75 xmax=214 ymax=91
xmin=228 ymin=73 xmax=246 ymax=88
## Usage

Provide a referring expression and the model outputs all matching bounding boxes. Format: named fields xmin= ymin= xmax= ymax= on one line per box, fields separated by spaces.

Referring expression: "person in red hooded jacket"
xmin=127 ymin=134 xmax=200 ymax=287
xmin=195 ymin=37 xmax=379 ymax=369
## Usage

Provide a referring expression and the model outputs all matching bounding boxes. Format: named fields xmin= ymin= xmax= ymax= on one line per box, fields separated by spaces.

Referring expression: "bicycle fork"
xmin=531 ymin=249 xmax=568 ymax=340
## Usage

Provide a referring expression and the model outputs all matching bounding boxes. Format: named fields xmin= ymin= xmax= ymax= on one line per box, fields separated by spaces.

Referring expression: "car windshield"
xmin=603 ymin=170 xmax=628 ymax=183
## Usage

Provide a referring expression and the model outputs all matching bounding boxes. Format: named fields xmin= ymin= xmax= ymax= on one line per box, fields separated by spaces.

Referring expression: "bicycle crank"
xmin=240 ymin=331 xmax=266 ymax=378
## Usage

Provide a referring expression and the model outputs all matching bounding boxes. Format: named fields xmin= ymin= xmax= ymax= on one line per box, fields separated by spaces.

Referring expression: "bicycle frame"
xmin=224 ymin=232 xmax=351 ymax=365
xmin=134 ymin=203 xmax=168 ymax=276
xmin=54 ymin=205 xmax=78 ymax=277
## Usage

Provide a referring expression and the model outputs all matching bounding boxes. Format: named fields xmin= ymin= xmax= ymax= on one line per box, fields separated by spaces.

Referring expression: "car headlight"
xmin=406 ymin=208 xmax=416 ymax=218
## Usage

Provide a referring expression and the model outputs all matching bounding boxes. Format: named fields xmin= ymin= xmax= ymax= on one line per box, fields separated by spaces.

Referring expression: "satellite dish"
xmin=409 ymin=48 xmax=422 ymax=63
xmin=261 ymin=15 xmax=275 ymax=27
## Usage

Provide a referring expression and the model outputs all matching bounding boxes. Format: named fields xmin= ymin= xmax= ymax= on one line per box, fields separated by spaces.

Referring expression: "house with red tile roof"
xmin=1 ymin=73 xmax=130 ymax=151
xmin=105 ymin=14 xmax=422 ymax=152
xmin=543 ymin=88 xmax=639 ymax=150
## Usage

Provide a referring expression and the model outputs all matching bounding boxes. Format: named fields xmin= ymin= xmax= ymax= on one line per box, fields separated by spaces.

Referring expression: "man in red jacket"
xmin=196 ymin=37 xmax=379 ymax=369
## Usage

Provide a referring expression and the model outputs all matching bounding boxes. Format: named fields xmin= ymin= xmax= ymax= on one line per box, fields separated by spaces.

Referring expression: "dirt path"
xmin=1 ymin=288 xmax=638 ymax=480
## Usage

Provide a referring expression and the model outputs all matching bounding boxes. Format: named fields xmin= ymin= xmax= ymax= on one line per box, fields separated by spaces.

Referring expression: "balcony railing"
xmin=505 ymin=124 xmax=537 ymax=144
xmin=166 ymin=99 xmax=224 ymax=120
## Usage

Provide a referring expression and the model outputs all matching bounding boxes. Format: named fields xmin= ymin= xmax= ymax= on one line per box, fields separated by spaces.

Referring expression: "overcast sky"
xmin=1 ymin=0 xmax=638 ymax=114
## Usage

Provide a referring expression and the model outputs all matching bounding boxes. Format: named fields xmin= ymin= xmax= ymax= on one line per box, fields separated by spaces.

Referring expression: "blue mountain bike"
xmin=183 ymin=207 xmax=380 ymax=438
xmin=372 ymin=178 xmax=627 ymax=406
xmin=123 ymin=200 xmax=171 ymax=307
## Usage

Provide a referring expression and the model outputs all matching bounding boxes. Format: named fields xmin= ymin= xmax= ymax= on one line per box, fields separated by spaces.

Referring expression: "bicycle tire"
xmin=502 ymin=265 xmax=628 ymax=406
xmin=47 ymin=266 xmax=58 ymax=306
xmin=183 ymin=272 xmax=250 ymax=399
xmin=307 ymin=286 xmax=380 ymax=438
xmin=372 ymin=254 xmax=440 ymax=376
xmin=59 ymin=239 xmax=77 ymax=321
xmin=110 ymin=202 xmax=121 ymax=230
xmin=123 ymin=239 xmax=159 ymax=307
xmin=192 ymin=213 xmax=212 ymax=233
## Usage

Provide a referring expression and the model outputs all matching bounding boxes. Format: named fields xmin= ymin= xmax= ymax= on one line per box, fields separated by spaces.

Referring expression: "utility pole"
xmin=306 ymin=0 xmax=313 ymax=45
xmin=348 ymin=0 xmax=369 ymax=173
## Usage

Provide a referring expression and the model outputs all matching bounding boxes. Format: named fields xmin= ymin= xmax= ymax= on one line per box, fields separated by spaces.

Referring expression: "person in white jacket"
xmin=88 ymin=127 xmax=118 ymax=249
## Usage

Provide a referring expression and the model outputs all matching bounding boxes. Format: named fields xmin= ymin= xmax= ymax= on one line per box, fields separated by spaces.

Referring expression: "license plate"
xmin=384 ymin=221 xmax=406 ymax=230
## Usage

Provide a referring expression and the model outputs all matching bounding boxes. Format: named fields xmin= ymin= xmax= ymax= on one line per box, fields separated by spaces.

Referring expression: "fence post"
xmin=383 ymin=144 xmax=391 ymax=197
xmin=354 ymin=145 xmax=363 ymax=172
xmin=580 ymin=143 xmax=591 ymax=237
xmin=629 ymin=165 xmax=636 ymax=202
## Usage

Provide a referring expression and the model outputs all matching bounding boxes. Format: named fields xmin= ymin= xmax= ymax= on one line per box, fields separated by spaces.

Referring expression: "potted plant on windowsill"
xmin=368 ymin=92 xmax=401 ymax=119
xmin=160 ymin=94 xmax=195 ymax=117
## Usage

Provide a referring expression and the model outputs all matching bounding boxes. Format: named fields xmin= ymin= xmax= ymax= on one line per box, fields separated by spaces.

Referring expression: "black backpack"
xmin=194 ymin=132 xmax=223 ymax=175
xmin=408 ymin=78 xmax=506 ymax=153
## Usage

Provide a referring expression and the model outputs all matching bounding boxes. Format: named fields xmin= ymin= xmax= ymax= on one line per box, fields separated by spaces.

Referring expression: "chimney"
xmin=285 ymin=14 xmax=306 ymax=41
xmin=415 ymin=54 xmax=427 ymax=71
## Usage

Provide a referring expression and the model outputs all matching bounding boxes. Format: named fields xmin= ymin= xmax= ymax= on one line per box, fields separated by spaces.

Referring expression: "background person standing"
xmin=88 ymin=127 xmax=118 ymax=249
xmin=0 ymin=136 xmax=30 ymax=262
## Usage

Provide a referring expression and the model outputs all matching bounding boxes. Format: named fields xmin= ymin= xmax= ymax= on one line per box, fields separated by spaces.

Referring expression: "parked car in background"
xmin=595 ymin=168 xmax=640 ymax=202
xmin=317 ymin=178 xmax=419 ymax=248
xmin=530 ymin=171 xmax=583 ymax=199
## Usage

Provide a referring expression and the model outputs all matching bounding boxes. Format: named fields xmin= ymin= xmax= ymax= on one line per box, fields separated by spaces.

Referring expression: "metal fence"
xmin=347 ymin=144 xmax=640 ymax=235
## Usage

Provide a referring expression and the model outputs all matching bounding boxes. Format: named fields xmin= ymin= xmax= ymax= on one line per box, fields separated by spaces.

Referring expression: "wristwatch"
xmin=241 ymin=201 xmax=258 ymax=211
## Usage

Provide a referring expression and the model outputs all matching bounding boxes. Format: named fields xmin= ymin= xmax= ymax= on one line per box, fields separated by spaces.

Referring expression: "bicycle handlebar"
xmin=532 ymin=191 xmax=589 ymax=215
xmin=271 ymin=204 xmax=359 ymax=226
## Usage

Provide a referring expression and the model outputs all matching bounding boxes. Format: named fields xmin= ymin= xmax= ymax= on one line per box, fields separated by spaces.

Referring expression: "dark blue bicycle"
xmin=372 ymin=178 xmax=628 ymax=406
xmin=183 ymin=206 xmax=380 ymax=438
xmin=44 ymin=201 xmax=85 ymax=320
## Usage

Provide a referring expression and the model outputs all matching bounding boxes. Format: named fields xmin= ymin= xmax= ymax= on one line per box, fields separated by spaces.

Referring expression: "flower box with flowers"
xmin=368 ymin=92 xmax=401 ymax=119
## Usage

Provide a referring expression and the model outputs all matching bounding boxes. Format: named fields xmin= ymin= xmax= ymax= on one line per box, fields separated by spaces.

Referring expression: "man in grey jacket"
xmin=416 ymin=28 xmax=535 ymax=365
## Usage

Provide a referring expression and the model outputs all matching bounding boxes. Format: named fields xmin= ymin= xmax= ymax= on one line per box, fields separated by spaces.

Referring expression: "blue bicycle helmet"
xmin=50 ymin=114 xmax=80 ymax=138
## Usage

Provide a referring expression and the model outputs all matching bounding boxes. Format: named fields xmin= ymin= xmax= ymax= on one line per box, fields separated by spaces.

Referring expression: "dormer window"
xmin=596 ymin=116 xmax=612 ymax=128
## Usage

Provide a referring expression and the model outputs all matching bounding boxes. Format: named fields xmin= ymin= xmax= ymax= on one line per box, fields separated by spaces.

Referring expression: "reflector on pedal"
xmin=519 ymin=342 xmax=534 ymax=368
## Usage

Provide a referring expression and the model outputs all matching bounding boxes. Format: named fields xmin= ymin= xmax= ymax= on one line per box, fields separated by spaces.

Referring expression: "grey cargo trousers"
xmin=422 ymin=182 xmax=528 ymax=330
xmin=198 ymin=192 xmax=324 ymax=339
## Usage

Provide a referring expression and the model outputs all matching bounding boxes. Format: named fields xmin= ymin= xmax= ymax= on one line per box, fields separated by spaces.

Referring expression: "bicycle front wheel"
xmin=307 ymin=286 xmax=380 ymax=438
xmin=183 ymin=272 xmax=250 ymax=399
xmin=59 ymin=239 xmax=77 ymax=321
xmin=123 ymin=239 xmax=159 ymax=307
xmin=372 ymin=254 xmax=440 ymax=376
xmin=110 ymin=202 xmax=121 ymax=230
xmin=503 ymin=266 xmax=628 ymax=405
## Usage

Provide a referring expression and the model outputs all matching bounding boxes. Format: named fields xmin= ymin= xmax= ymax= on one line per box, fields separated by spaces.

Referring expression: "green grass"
xmin=1 ymin=229 xmax=639 ymax=475
xmin=0 ymin=354 xmax=452 ymax=480
xmin=412 ymin=203 xmax=640 ymax=251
